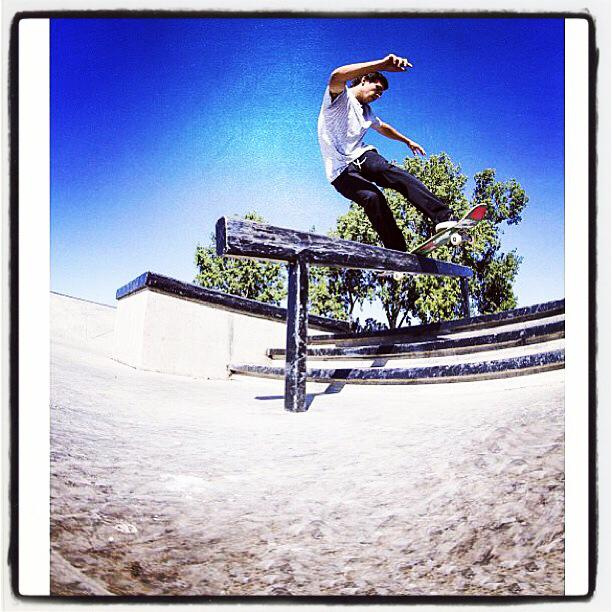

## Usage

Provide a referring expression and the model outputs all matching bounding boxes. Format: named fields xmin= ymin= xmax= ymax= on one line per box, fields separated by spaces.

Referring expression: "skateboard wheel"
xmin=450 ymin=233 xmax=462 ymax=246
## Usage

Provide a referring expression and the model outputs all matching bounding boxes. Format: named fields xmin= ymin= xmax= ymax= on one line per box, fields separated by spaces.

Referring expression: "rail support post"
xmin=284 ymin=258 xmax=309 ymax=412
xmin=460 ymin=278 xmax=471 ymax=319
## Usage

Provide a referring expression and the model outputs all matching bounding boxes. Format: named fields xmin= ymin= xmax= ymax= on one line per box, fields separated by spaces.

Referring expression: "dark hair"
xmin=350 ymin=71 xmax=389 ymax=90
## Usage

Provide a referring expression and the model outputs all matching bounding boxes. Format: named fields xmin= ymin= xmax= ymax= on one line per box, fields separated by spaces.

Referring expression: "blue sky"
xmin=51 ymin=17 xmax=564 ymax=311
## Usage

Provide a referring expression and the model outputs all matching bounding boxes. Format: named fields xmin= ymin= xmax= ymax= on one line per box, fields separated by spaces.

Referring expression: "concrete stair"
xmin=229 ymin=299 xmax=565 ymax=385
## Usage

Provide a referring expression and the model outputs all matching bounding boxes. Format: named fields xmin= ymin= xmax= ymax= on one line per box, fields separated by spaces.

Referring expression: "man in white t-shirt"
xmin=318 ymin=53 xmax=455 ymax=252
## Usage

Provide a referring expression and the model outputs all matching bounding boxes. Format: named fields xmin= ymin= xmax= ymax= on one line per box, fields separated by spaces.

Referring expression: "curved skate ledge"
xmin=267 ymin=319 xmax=565 ymax=361
xmin=231 ymin=349 xmax=565 ymax=384
xmin=308 ymin=299 xmax=565 ymax=345
xmin=116 ymin=271 xmax=350 ymax=333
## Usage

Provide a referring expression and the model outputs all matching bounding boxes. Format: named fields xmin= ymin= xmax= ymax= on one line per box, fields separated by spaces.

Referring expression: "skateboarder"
xmin=318 ymin=53 xmax=456 ymax=252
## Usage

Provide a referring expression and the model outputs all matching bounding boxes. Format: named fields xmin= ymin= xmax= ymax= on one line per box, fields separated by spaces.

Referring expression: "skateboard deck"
xmin=410 ymin=204 xmax=487 ymax=256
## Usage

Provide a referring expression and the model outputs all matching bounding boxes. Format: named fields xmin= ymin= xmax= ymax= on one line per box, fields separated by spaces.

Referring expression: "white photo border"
xmin=13 ymin=11 xmax=594 ymax=600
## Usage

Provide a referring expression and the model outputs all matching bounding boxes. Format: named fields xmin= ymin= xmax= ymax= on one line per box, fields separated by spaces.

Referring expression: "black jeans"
xmin=332 ymin=150 xmax=451 ymax=252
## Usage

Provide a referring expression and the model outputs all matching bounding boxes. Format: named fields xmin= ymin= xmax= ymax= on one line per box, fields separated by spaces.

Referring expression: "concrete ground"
xmin=50 ymin=333 xmax=564 ymax=596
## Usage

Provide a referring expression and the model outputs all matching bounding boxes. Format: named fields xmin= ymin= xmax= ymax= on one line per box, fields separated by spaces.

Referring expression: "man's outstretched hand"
xmin=380 ymin=54 xmax=412 ymax=72
xmin=407 ymin=140 xmax=426 ymax=156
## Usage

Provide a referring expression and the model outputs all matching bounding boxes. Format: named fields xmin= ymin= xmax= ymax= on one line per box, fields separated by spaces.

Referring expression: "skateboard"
xmin=410 ymin=204 xmax=488 ymax=256
xmin=373 ymin=204 xmax=487 ymax=280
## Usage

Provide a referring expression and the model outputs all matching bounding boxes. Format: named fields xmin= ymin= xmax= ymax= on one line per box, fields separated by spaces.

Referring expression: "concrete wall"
xmin=113 ymin=288 xmax=288 ymax=379
xmin=51 ymin=292 xmax=116 ymax=356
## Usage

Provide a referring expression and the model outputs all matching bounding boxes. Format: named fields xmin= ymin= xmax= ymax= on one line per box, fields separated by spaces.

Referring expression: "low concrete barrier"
xmin=51 ymin=292 xmax=116 ymax=356
xmin=113 ymin=272 xmax=348 ymax=380
xmin=231 ymin=349 xmax=566 ymax=384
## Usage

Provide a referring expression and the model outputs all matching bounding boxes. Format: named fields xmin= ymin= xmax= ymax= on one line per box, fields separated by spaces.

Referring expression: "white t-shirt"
xmin=317 ymin=85 xmax=382 ymax=183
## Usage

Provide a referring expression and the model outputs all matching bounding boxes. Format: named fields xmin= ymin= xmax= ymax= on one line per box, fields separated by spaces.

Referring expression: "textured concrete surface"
xmin=50 ymin=303 xmax=565 ymax=596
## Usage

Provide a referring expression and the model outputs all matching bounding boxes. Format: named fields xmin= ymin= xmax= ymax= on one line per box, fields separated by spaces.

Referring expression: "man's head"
xmin=350 ymin=72 xmax=389 ymax=104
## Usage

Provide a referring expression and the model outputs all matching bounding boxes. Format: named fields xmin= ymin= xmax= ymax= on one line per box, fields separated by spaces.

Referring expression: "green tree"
xmin=307 ymin=214 xmax=376 ymax=323
xmin=308 ymin=266 xmax=374 ymax=323
xmin=305 ymin=222 xmax=372 ymax=323
xmin=327 ymin=153 xmax=528 ymax=328
xmin=308 ymin=266 xmax=347 ymax=321
xmin=194 ymin=212 xmax=286 ymax=305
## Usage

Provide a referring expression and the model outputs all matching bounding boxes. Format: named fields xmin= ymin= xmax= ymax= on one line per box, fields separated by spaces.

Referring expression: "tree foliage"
xmin=310 ymin=153 xmax=528 ymax=328
xmin=307 ymin=266 xmax=349 ymax=321
xmin=194 ymin=212 xmax=286 ymax=305
xmin=194 ymin=156 xmax=528 ymax=329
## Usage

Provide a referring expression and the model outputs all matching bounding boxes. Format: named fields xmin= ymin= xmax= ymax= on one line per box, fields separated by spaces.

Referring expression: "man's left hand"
xmin=407 ymin=140 xmax=426 ymax=156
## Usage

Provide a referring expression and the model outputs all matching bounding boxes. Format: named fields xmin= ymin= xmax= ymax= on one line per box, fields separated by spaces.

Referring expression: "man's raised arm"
xmin=372 ymin=121 xmax=426 ymax=157
xmin=328 ymin=54 xmax=412 ymax=94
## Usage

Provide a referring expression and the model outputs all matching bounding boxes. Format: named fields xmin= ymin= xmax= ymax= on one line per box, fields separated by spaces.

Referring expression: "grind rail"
xmin=216 ymin=216 xmax=473 ymax=413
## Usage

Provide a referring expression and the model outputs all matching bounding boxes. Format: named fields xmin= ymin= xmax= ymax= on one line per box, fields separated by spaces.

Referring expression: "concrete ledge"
xmin=309 ymin=299 xmax=565 ymax=345
xmin=117 ymin=271 xmax=350 ymax=333
xmin=114 ymin=272 xmax=347 ymax=380
xmin=267 ymin=319 xmax=565 ymax=361
xmin=231 ymin=349 xmax=565 ymax=384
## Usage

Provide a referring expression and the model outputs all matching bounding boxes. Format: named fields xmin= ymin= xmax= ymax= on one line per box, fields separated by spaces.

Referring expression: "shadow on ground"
xmin=255 ymin=382 xmax=346 ymax=410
